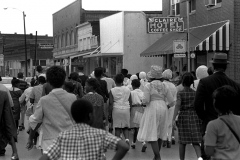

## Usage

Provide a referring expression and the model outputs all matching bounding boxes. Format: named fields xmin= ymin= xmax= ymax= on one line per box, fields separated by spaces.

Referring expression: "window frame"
xmin=170 ymin=0 xmax=180 ymax=16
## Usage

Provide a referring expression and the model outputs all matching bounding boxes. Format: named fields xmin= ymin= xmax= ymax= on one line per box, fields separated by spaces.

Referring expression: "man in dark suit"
xmin=0 ymin=91 xmax=18 ymax=158
xmin=194 ymin=52 xmax=240 ymax=160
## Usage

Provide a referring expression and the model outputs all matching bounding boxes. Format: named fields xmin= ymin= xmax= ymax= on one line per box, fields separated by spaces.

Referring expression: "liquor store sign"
xmin=147 ymin=17 xmax=184 ymax=33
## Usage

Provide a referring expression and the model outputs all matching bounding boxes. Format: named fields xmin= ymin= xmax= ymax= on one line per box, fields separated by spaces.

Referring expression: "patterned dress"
xmin=82 ymin=92 xmax=105 ymax=129
xmin=177 ymin=87 xmax=202 ymax=144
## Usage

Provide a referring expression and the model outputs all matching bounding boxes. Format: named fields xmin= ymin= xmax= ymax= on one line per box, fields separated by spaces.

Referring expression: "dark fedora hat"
xmin=210 ymin=52 xmax=230 ymax=64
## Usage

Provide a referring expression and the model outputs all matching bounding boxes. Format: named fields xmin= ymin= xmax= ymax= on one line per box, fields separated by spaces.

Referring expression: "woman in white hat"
xmin=137 ymin=65 xmax=175 ymax=160
xmin=191 ymin=65 xmax=209 ymax=91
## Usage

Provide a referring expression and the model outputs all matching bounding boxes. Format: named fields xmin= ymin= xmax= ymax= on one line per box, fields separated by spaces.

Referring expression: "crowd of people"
xmin=0 ymin=52 xmax=240 ymax=160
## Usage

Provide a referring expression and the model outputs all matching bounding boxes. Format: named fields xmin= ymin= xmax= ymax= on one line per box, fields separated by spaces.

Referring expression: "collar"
xmin=74 ymin=123 xmax=90 ymax=129
xmin=18 ymin=78 xmax=24 ymax=81
xmin=51 ymin=88 xmax=64 ymax=93
xmin=79 ymin=72 xmax=84 ymax=76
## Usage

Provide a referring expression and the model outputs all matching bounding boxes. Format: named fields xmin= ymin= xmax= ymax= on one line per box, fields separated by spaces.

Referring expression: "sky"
xmin=0 ymin=0 xmax=162 ymax=36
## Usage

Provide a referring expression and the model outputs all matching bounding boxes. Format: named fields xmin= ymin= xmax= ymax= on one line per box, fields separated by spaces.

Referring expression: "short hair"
xmin=207 ymin=67 xmax=214 ymax=75
xmin=36 ymin=66 xmax=43 ymax=73
xmin=30 ymin=78 xmax=35 ymax=86
xmin=94 ymin=67 xmax=103 ymax=78
xmin=64 ymin=81 xmax=74 ymax=93
xmin=131 ymin=79 xmax=140 ymax=88
xmin=11 ymin=77 xmax=20 ymax=87
xmin=69 ymin=72 xmax=79 ymax=81
xmin=71 ymin=99 xmax=93 ymax=123
xmin=121 ymin=69 xmax=128 ymax=76
xmin=86 ymin=78 xmax=100 ymax=91
xmin=182 ymin=72 xmax=194 ymax=87
xmin=38 ymin=76 xmax=46 ymax=84
xmin=212 ymin=85 xmax=238 ymax=114
xmin=46 ymin=66 xmax=66 ymax=88
xmin=17 ymin=72 xmax=24 ymax=79
xmin=115 ymin=73 xmax=124 ymax=84
xmin=212 ymin=63 xmax=227 ymax=71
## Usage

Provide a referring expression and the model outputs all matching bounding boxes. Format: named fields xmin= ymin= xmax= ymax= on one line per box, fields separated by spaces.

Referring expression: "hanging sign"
xmin=147 ymin=17 xmax=184 ymax=33
xmin=173 ymin=40 xmax=186 ymax=53
xmin=174 ymin=53 xmax=186 ymax=58
xmin=190 ymin=53 xmax=196 ymax=58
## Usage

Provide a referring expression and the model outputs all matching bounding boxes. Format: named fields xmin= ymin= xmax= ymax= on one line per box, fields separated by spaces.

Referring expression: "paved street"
xmin=2 ymin=124 xmax=197 ymax=160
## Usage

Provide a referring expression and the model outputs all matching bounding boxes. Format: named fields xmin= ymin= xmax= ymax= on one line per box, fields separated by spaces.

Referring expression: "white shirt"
xmin=131 ymin=89 xmax=144 ymax=105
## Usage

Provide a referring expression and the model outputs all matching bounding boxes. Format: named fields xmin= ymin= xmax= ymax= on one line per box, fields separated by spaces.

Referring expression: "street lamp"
xmin=4 ymin=7 xmax=28 ymax=77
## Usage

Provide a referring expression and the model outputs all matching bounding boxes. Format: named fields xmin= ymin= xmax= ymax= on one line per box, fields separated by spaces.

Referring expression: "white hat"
xmin=196 ymin=65 xmax=208 ymax=80
xmin=162 ymin=69 xmax=172 ymax=80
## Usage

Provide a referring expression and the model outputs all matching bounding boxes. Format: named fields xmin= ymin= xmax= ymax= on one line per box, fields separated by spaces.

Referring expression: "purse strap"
xmin=52 ymin=92 xmax=74 ymax=124
xmin=220 ymin=117 xmax=240 ymax=144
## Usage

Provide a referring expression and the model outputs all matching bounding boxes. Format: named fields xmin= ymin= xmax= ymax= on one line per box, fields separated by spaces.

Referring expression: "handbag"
xmin=220 ymin=118 xmax=240 ymax=143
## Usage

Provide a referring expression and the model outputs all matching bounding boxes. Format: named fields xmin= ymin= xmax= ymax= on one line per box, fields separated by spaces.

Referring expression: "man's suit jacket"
xmin=194 ymin=72 xmax=240 ymax=129
xmin=0 ymin=91 xmax=17 ymax=141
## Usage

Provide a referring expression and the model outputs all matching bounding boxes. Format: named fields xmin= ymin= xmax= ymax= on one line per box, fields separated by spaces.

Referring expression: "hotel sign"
xmin=147 ymin=17 xmax=184 ymax=33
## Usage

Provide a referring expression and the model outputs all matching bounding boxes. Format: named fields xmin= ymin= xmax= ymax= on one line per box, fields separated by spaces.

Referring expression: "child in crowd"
xmin=82 ymin=78 xmax=105 ymax=130
xmin=173 ymin=72 xmax=202 ymax=160
xmin=204 ymin=85 xmax=240 ymax=160
xmin=39 ymin=99 xmax=129 ymax=160
xmin=130 ymin=79 xmax=147 ymax=152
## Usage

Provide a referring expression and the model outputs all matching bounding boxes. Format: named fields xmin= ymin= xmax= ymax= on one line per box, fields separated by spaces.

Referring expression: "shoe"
xmin=171 ymin=137 xmax=175 ymax=145
xmin=131 ymin=142 xmax=136 ymax=149
xmin=198 ymin=157 xmax=203 ymax=160
xmin=19 ymin=125 xmax=25 ymax=131
xmin=141 ymin=142 xmax=147 ymax=152
xmin=125 ymin=139 xmax=130 ymax=146
xmin=11 ymin=153 xmax=19 ymax=160
xmin=162 ymin=140 xmax=167 ymax=147
xmin=167 ymin=140 xmax=171 ymax=148
xmin=0 ymin=153 xmax=5 ymax=156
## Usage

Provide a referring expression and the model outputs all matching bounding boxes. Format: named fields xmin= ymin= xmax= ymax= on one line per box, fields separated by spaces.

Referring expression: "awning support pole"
xmin=187 ymin=0 xmax=191 ymax=72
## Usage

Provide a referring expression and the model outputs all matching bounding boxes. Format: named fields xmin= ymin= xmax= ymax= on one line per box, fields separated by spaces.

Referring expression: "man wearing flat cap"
xmin=193 ymin=52 xmax=240 ymax=160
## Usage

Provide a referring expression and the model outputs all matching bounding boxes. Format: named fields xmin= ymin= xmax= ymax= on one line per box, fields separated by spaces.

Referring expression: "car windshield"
xmin=1 ymin=79 xmax=12 ymax=84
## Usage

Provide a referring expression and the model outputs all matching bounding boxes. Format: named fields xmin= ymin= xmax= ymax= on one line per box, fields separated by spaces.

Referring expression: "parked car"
xmin=1 ymin=77 xmax=13 ymax=89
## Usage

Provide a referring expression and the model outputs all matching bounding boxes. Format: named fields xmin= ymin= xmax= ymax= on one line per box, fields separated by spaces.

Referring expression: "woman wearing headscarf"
xmin=139 ymin=71 xmax=149 ymax=91
xmin=137 ymin=65 xmax=175 ymax=160
xmin=127 ymin=75 xmax=138 ymax=91
xmin=191 ymin=65 xmax=209 ymax=91
xmin=162 ymin=69 xmax=177 ymax=148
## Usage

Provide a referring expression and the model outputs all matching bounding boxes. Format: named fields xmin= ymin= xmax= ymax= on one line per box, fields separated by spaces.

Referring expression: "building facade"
xmin=0 ymin=33 xmax=53 ymax=77
xmin=141 ymin=0 xmax=240 ymax=82
xmin=82 ymin=11 xmax=163 ymax=77
xmin=52 ymin=0 xmax=119 ymax=76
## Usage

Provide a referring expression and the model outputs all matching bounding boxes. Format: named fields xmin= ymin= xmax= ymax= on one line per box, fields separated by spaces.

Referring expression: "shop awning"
xmin=140 ymin=20 xmax=230 ymax=57
xmin=83 ymin=52 xmax=123 ymax=58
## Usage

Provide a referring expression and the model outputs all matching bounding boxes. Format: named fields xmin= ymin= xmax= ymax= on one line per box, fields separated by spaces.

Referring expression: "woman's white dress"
xmin=111 ymin=86 xmax=131 ymax=128
xmin=137 ymin=80 xmax=174 ymax=142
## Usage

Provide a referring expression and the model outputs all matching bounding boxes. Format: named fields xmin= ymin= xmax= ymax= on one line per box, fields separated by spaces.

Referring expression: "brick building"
xmin=141 ymin=0 xmax=240 ymax=82
xmin=0 ymin=33 xmax=53 ymax=77
xmin=52 ymin=0 xmax=119 ymax=75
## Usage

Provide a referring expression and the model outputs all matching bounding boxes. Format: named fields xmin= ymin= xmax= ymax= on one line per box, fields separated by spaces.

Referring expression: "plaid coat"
xmin=176 ymin=87 xmax=202 ymax=144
